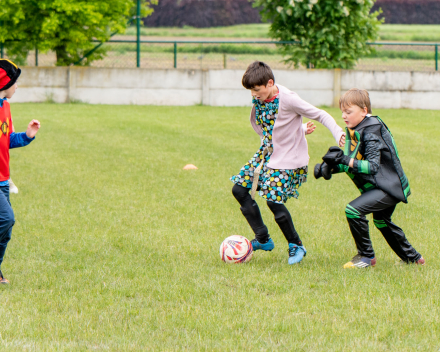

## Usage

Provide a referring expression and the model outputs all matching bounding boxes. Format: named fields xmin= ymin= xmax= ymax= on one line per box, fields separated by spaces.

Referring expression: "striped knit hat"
xmin=0 ymin=59 xmax=21 ymax=91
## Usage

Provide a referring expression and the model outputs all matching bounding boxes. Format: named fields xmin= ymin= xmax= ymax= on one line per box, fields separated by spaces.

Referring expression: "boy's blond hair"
xmin=339 ymin=88 xmax=372 ymax=114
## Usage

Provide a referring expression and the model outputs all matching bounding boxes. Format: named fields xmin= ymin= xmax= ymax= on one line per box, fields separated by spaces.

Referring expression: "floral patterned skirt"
xmin=230 ymin=146 xmax=308 ymax=204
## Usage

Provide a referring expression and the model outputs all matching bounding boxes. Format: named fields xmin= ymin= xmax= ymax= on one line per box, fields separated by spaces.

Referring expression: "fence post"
xmin=174 ymin=42 xmax=177 ymax=68
xmin=436 ymin=44 xmax=438 ymax=71
xmin=223 ymin=53 xmax=227 ymax=69
xmin=333 ymin=69 xmax=342 ymax=108
xmin=136 ymin=0 xmax=140 ymax=68
xmin=35 ymin=47 xmax=38 ymax=66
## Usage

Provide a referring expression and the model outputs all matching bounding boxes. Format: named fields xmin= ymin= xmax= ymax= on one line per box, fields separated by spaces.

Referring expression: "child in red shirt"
xmin=0 ymin=59 xmax=40 ymax=284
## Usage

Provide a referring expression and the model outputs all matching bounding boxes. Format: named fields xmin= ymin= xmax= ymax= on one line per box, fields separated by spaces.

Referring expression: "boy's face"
xmin=2 ymin=83 xmax=18 ymax=99
xmin=250 ymin=79 xmax=274 ymax=101
xmin=341 ymin=104 xmax=368 ymax=128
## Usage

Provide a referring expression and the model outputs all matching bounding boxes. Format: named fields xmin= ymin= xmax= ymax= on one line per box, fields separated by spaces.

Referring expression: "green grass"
xmin=107 ymin=42 xmax=434 ymax=61
xmin=1 ymin=104 xmax=439 ymax=350
xmin=125 ymin=24 xmax=440 ymax=43
xmin=125 ymin=23 xmax=272 ymax=38
xmin=109 ymin=42 xmax=278 ymax=55
xmin=378 ymin=24 xmax=440 ymax=42
xmin=366 ymin=48 xmax=434 ymax=60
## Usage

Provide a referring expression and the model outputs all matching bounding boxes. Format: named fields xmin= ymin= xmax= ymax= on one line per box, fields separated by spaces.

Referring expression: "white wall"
xmin=13 ymin=67 xmax=440 ymax=110
xmin=341 ymin=71 xmax=440 ymax=110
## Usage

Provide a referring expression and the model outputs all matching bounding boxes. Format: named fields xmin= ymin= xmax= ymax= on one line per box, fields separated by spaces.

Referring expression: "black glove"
xmin=314 ymin=162 xmax=332 ymax=180
xmin=322 ymin=146 xmax=350 ymax=166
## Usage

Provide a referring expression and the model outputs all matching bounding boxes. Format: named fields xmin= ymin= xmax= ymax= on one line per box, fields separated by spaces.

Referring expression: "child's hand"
xmin=26 ymin=120 xmax=41 ymax=139
xmin=339 ymin=133 xmax=346 ymax=147
xmin=305 ymin=121 xmax=316 ymax=135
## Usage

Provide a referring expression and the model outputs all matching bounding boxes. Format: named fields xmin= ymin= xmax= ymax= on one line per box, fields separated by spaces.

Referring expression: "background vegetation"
xmin=119 ymin=24 xmax=440 ymax=63
xmin=254 ymin=0 xmax=382 ymax=69
xmin=143 ymin=0 xmax=440 ymax=27
xmin=0 ymin=0 xmax=157 ymax=66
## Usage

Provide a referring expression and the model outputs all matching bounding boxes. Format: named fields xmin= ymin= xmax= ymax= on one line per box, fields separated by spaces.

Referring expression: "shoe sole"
xmin=343 ymin=263 xmax=375 ymax=269
xmin=288 ymin=259 xmax=304 ymax=265
xmin=395 ymin=258 xmax=425 ymax=266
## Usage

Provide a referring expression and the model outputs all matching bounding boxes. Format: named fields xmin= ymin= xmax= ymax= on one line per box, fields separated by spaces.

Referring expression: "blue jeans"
xmin=0 ymin=185 xmax=15 ymax=269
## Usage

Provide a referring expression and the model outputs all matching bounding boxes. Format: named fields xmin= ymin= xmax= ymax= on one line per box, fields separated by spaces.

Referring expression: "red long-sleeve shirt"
xmin=0 ymin=101 xmax=12 ymax=181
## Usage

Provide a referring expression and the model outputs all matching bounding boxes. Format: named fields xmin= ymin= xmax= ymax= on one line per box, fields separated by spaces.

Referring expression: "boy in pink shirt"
xmin=231 ymin=61 xmax=345 ymax=264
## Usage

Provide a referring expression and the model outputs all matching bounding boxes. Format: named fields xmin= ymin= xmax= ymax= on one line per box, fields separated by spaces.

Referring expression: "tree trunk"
xmin=55 ymin=44 xmax=71 ymax=66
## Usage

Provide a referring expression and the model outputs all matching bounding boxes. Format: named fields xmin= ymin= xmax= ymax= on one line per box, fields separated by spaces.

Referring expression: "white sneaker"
xmin=8 ymin=178 xmax=18 ymax=194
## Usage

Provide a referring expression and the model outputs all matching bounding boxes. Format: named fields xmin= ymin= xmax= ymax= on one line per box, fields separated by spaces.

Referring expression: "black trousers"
xmin=346 ymin=188 xmax=421 ymax=262
xmin=232 ymin=184 xmax=302 ymax=246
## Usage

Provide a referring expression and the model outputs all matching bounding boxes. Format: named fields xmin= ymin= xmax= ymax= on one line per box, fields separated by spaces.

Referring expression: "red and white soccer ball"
xmin=220 ymin=235 xmax=253 ymax=263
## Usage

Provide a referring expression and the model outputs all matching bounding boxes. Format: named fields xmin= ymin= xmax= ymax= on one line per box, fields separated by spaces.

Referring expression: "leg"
xmin=266 ymin=201 xmax=306 ymax=264
xmin=345 ymin=198 xmax=375 ymax=259
xmin=346 ymin=189 xmax=418 ymax=260
xmin=373 ymin=206 xmax=421 ymax=262
xmin=0 ymin=185 xmax=15 ymax=270
xmin=345 ymin=189 xmax=401 ymax=259
xmin=266 ymin=201 xmax=302 ymax=246
xmin=232 ymin=184 xmax=269 ymax=243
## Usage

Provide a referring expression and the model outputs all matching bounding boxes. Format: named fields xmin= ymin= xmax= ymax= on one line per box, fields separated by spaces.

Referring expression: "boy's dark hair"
xmin=242 ymin=61 xmax=275 ymax=89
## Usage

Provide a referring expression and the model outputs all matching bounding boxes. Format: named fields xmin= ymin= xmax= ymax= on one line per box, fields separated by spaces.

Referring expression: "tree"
xmin=0 ymin=0 xmax=157 ymax=66
xmin=253 ymin=0 xmax=383 ymax=69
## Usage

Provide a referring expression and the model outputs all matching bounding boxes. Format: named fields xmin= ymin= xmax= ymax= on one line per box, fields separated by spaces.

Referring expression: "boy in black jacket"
xmin=315 ymin=88 xmax=424 ymax=268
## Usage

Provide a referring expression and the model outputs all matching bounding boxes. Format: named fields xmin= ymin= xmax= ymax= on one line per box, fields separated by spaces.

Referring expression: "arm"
xmin=289 ymin=94 xmax=345 ymax=146
xmin=324 ymin=135 xmax=381 ymax=175
xmin=303 ymin=121 xmax=316 ymax=135
xmin=332 ymin=164 xmax=346 ymax=174
xmin=9 ymin=119 xmax=40 ymax=149
xmin=10 ymin=132 xmax=34 ymax=149
xmin=348 ymin=133 xmax=381 ymax=175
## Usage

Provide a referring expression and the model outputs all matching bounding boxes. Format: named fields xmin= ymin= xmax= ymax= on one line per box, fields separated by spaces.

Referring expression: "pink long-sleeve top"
xmin=249 ymin=84 xmax=344 ymax=170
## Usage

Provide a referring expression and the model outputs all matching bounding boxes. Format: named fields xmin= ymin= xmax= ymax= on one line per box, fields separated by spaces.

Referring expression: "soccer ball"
xmin=220 ymin=235 xmax=253 ymax=263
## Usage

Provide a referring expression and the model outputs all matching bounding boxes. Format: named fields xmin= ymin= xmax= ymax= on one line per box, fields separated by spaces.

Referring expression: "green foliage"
xmin=253 ymin=0 xmax=383 ymax=69
xmin=0 ymin=0 xmax=157 ymax=66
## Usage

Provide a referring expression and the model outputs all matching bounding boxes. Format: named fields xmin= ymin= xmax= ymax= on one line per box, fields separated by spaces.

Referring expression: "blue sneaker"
xmin=251 ymin=238 xmax=274 ymax=251
xmin=288 ymin=243 xmax=306 ymax=265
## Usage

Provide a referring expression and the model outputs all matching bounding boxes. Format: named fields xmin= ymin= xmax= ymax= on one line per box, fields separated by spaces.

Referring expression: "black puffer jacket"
xmin=334 ymin=115 xmax=410 ymax=203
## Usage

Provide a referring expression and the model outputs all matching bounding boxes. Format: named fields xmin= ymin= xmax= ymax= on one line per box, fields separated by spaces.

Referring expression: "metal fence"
xmin=1 ymin=40 xmax=438 ymax=72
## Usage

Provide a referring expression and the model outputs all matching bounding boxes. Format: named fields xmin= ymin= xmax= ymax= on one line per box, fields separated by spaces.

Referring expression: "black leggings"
xmin=232 ymin=184 xmax=302 ymax=245
xmin=346 ymin=189 xmax=421 ymax=262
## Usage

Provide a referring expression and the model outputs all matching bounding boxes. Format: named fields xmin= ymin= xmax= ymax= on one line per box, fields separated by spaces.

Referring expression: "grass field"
xmin=1 ymin=103 xmax=439 ymax=351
